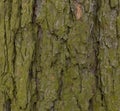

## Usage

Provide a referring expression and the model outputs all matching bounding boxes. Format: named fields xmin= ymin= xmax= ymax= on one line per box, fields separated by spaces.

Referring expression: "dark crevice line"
xmin=88 ymin=93 xmax=96 ymax=111
xmin=2 ymin=0 xmax=9 ymax=78
xmin=72 ymin=90 xmax=82 ymax=111
xmin=26 ymin=51 xmax=35 ymax=110
xmin=12 ymin=0 xmax=22 ymax=100
xmin=76 ymin=63 xmax=83 ymax=93
xmin=48 ymin=69 xmax=64 ymax=111
xmin=116 ymin=11 xmax=120 ymax=66
xmin=27 ymin=51 xmax=35 ymax=109
xmin=7 ymin=0 xmax=13 ymax=44
xmin=33 ymin=25 xmax=43 ymax=102
xmin=88 ymin=97 xmax=93 ymax=111
xmin=11 ymin=25 xmax=17 ymax=100
xmin=12 ymin=31 xmax=17 ymax=77
xmin=94 ymin=14 xmax=107 ymax=111
xmin=32 ymin=102 xmax=37 ymax=111
xmin=111 ymin=67 xmax=115 ymax=94
xmin=18 ymin=0 xmax=22 ymax=66
xmin=32 ymin=0 xmax=42 ymax=24
xmin=57 ymin=69 xmax=64 ymax=100
xmin=8 ymin=0 xmax=13 ymax=29
xmin=34 ymin=25 xmax=43 ymax=101
xmin=2 ymin=1 xmax=12 ymax=110
xmin=18 ymin=0 xmax=22 ymax=27
xmin=93 ymin=0 xmax=100 ymax=87
xmin=89 ymin=0 xmax=108 ymax=110
xmin=11 ymin=74 xmax=17 ymax=100
xmin=49 ymin=69 xmax=64 ymax=111
xmin=88 ymin=5 xmax=97 ymax=111
xmin=35 ymin=72 xmax=39 ymax=101
xmin=28 ymin=55 xmax=34 ymax=80
xmin=3 ymin=91 xmax=11 ymax=111
xmin=37 ymin=25 xmax=43 ymax=41
xmin=75 ymin=97 xmax=82 ymax=111
xmin=32 ymin=0 xmax=37 ymax=23
xmin=95 ymin=3 xmax=108 ymax=111
xmin=49 ymin=99 xmax=57 ymax=111
xmin=27 ymin=25 xmax=43 ymax=111
xmin=32 ymin=1 xmax=37 ymax=23
xmin=3 ymin=98 xmax=11 ymax=111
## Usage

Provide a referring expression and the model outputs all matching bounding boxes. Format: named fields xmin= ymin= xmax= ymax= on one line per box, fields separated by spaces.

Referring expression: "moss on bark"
xmin=0 ymin=0 xmax=120 ymax=111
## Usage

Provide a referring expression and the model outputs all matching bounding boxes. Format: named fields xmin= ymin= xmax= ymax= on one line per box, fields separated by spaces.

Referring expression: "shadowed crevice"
xmin=88 ymin=97 xmax=93 ymax=111
xmin=89 ymin=0 xmax=108 ymax=110
xmin=3 ymin=98 xmax=11 ymax=111
xmin=27 ymin=25 xmax=43 ymax=111
xmin=32 ymin=0 xmax=42 ymax=23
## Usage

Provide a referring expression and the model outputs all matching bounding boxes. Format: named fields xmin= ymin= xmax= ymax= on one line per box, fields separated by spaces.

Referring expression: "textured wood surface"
xmin=0 ymin=0 xmax=120 ymax=111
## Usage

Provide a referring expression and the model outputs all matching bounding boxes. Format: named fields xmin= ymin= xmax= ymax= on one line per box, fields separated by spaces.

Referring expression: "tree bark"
xmin=0 ymin=0 xmax=120 ymax=111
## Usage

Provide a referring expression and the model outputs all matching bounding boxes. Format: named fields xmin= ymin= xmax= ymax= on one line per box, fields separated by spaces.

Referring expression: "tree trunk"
xmin=0 ymin=0 xmax=120 ymax=111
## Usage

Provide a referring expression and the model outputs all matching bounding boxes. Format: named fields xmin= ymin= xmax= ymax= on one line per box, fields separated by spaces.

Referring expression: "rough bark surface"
xmin=0 ymin=0 xmax=120 ymax=111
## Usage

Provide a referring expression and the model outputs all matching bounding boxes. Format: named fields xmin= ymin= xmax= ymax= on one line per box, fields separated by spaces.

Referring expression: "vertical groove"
xmin=32 ymin=0 xmax=37 ymax=23
xmin=12 ymin=0 xmax=22 ymax=100
xmin=3 ymin=98 xmax=11 ymax=111
xmin=3 ymin=0 xmax=9 ymax=77
xmin=88 ymin=0 xmax=108 ymax=110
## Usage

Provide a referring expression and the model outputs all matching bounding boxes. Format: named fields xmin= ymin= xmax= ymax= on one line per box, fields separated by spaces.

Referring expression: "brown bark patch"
xmin=74 ymin=1 xmax=82 ymax=20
